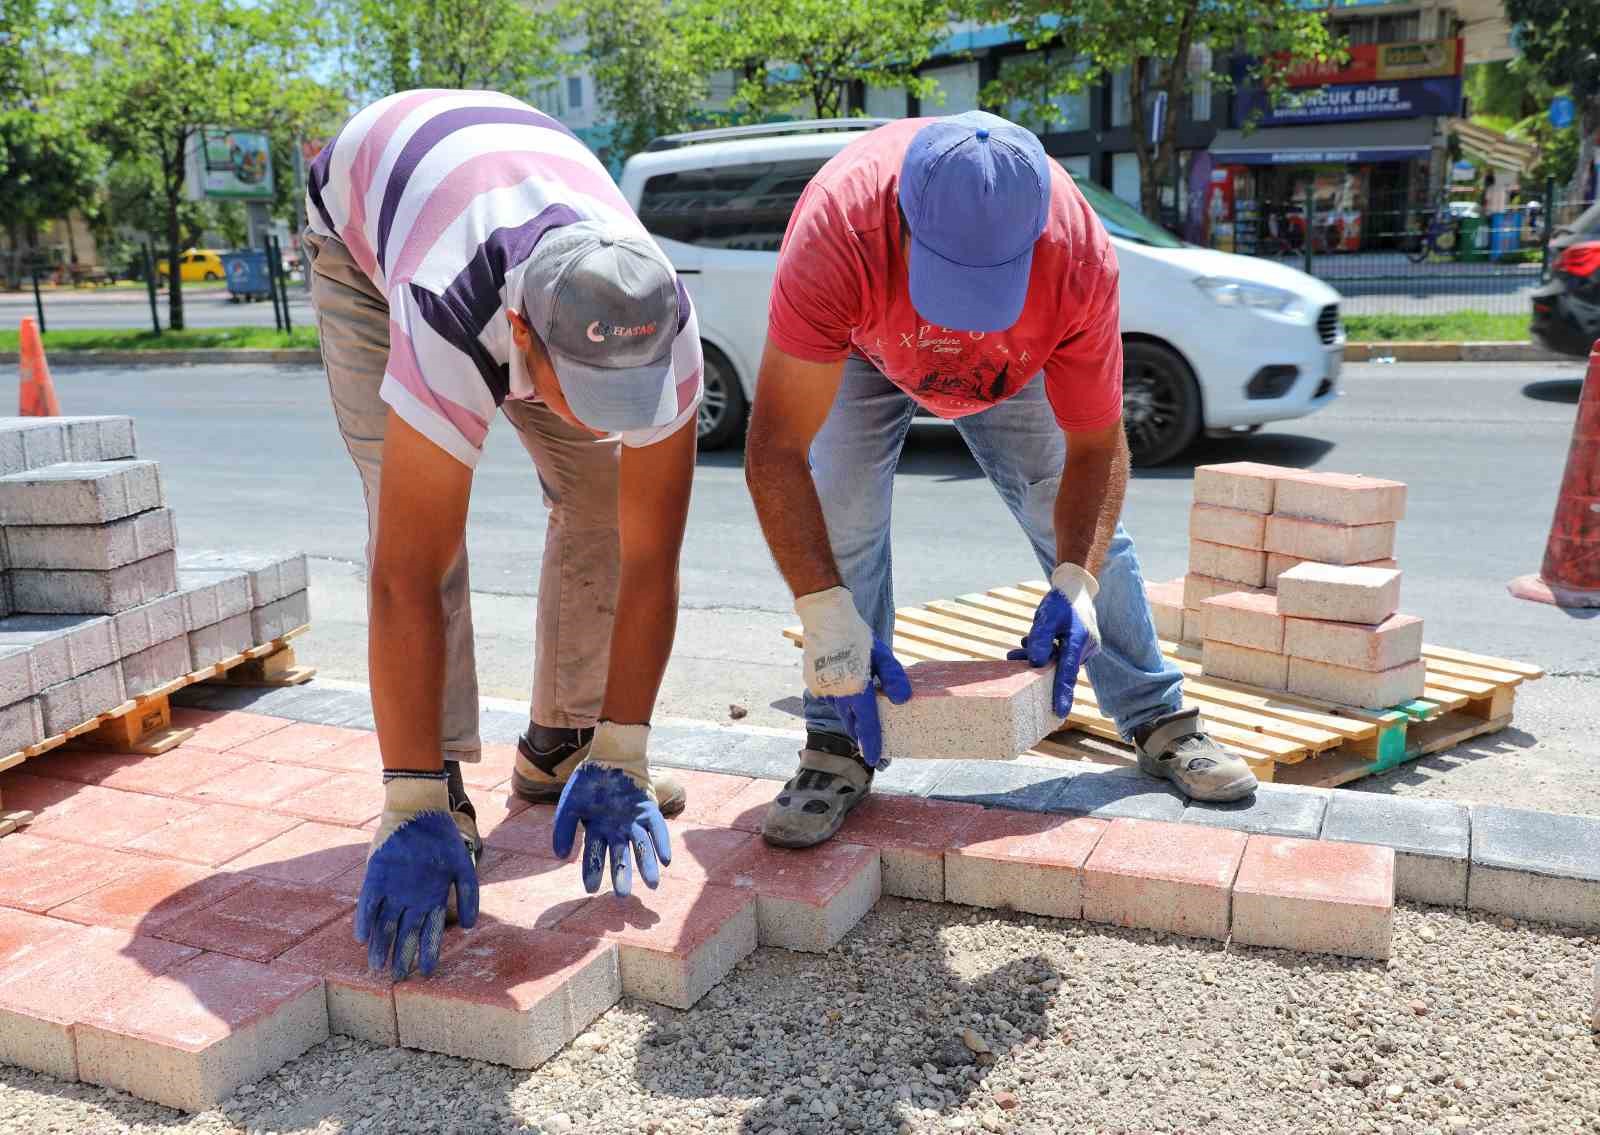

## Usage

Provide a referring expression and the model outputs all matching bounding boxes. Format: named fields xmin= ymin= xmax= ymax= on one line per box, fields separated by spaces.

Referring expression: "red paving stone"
xmin=222 ymin=822 xmax=369 ymax=887
xmin=483 ymin=803 xmax=570 ymax=860
xmin=25 ymin=784 xmax=201 ymax=848
xmin=230 ymin=722 xmax=374 ymax=765
xmin=462 ymin=744 xmax=519 ymax=791
xmin=475 ymin=850 xmax=595 ymax=930
xmin=79 ymin=749 xmax=254 ymax=798
xmin=699 ymin=777 xmax=785 ymax=834
xmin=182 ymin=760 xmax=337 ymax=809
xmin=0 ymin=835 xmax=142 ymax=912
xmin=0 ymin=771 xmax=86 ymax=817
xmin=944 ymin=810 xmax=1110 ymax=920
xmin=292 ymin=732 xmax=384 ymax=774
xmin=275 ymin=913 xmax=399 ymax=1045
xmin=1082 ymin=818 xmax=1247 ymax=940
xmin=661 ymin=769 xmax=755 ymax=825
xmin=470 ymin=791 xmax=533 ymax=845
xmin=709 ymin=839 xmax=881 ymax=952
xmin=268 ymin=772 xmax=388 ymax=827
xmin=170 ymin=709 xmax=292 ymax=752
xmin=394 ymin=923 xmax=619 ymax=1068
xmin=122 ymin=802 xmax=302 ymax=866
xmin=155 ymin=878 xmax=351 ymax=962
xmin=74 ymin=950 xmax=328 ymax=1112
xmin=49 ymin=860 xmax=251 ymax=934
xmin=663 ymin=821 xmax=760 ymax=882
xmin=0 ymin=926 xmax=202 ymax=1080
xmin=1231 ymin=835 xmax=1395 ymax=959
xmin=836 ymin=795 xmax=986 ymax=901
xmin=0 ymin=907 xmax=84 ymax=969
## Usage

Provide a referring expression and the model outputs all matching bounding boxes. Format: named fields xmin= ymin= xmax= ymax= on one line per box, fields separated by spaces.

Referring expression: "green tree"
xmin=689 ymin=0 xmax=951 ymax=122
xmin=80 ymin=0 xmax=335 ymax=329
xmin=0 ymin=0 xmax=105 ymax=284
xmin=583 ymin=0 xmax=707 ymax=159
xmin=980 ymin=0 xmax=1338 ymax=216
xmin=1504 ymin=0 xmax=1600 ymax=203
xmin=341 ymin=0 xmax=568 ymax=100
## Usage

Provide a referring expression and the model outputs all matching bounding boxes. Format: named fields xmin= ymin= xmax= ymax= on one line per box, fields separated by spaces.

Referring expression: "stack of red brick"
xmin=1146 ymin=461 xmax=1425 ymax=709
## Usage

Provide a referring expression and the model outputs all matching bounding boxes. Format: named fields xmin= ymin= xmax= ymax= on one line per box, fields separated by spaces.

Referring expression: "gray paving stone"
xmin=0 ymin=614 xmax=119 ymax=686
xmin=1181 ymin=783 xmax=1328 ymax=838
xmin=0 ymin=696 xmax=43 ymax=754
xmin=55 ymin=415 xmax=137 ymax=462
xmin=175 ymin=569 xmax=252 ymax=629
xmin=1055 ymin=766 xmax=1188 ymax=822
xmin=1469 ymin=804 xmax=1600 ymax=928
xmin=186 ymin=612 xmax=253 ymax=672
xmin=1322 ymin=793 xmax=1469 ymax=907
xmin=37 ymin=662 xmax=126 ymax=736
xmin=0 ymin=460 xmax=163 ymax=525
xmin=0 ymin=645 xmax=37 ymax=706
xmin=250 ymin=590 xmax=310 ymax=644
xmin=873 ymin=757 xmax=961 ymax=797
xmin=11 ymin=549 xmax=178 ymax=615
xmin=121 ymin=635 xmax=191 ymax=698
xmin=111 ymin=594 xmax=186 ymax=658
xmin=0 ymin=418 xmax=67 ymax=476
xmin=926 ymin=760 xmax=1077 ymax=812
xmin=178 ymin=549 xmax=309 ymax=608
xmin=649 ymin=723 xmax=800 ymax=780
xmin=4 ymin=507 xmax=177 ymax=572
xmin=478 ymin=708 xmax=528 ymax=745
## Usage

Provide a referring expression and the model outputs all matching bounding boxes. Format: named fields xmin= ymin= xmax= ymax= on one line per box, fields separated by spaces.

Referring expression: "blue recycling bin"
xmin=221 ymin=250 xmax=271 ymax=301
xmin=1488 ymin=212 xmax=1521 ymax=260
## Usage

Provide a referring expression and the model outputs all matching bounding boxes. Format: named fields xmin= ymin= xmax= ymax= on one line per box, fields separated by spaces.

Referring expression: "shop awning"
xmin=1209 ymin=118 xmax=1439 ymax=166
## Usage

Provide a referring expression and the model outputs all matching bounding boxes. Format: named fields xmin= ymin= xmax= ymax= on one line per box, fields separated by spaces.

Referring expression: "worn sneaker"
xmin=512 ymin=725 xmax=686 ymax=818
xmin=761 ymin=732 xmax=876 ymax=849
xmin=1131 ymin=706 xmax=1257 ymax=802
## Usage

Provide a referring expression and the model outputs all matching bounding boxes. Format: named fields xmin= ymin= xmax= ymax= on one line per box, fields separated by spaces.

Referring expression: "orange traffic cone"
xmin=17 ymin=317 xmax=60 ymax=417
xmin=1508 ymin=342 xmax=1600 ymax=608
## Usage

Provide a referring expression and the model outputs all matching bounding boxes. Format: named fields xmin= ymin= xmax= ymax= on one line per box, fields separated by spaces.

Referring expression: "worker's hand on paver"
xmin=356 ymin=774 xmax=480 ymax=980
xmin=796 ymin=586 xmax=912 ymax=767
xmin=553 ymin=723 xmax=671 ymax=897
xmin=1008 ymin=563 xmax=1102 ymax=718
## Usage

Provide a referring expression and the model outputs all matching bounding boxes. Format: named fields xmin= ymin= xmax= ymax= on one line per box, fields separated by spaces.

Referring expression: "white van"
xmin=619 ymin=119 xmax=1345 ymax=465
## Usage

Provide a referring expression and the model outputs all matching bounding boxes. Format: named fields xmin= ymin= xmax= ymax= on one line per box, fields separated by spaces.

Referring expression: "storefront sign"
xmin=185 ymin=127 xmax=274 ymax=201
xmin=1235 ymin=77 xmax=1463 ymax=126
xmin=1211 ymin=146 xmax=1433 ymax=166
xmin=1285 ymin=39 xmax=1462 ymax=87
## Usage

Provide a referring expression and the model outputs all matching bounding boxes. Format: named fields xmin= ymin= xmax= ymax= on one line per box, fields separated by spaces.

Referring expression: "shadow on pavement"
xmin=1521 ymin=379 xmax=1584 ymax=404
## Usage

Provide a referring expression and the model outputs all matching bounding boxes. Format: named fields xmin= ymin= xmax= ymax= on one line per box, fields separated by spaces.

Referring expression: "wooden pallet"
xmin=0 ymin=624 xmax=315 ymax=781
xmin=783 ymin=582 xmax=1541 ymax=786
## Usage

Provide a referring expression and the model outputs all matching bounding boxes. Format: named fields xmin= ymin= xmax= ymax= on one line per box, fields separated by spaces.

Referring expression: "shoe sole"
xmin=511 ymin=770 xmax=687 ymax=819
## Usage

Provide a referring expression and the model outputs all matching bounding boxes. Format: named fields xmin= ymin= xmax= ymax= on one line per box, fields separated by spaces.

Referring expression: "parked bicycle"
xmin=1406 ymin=198 xmax=1463 ymax=263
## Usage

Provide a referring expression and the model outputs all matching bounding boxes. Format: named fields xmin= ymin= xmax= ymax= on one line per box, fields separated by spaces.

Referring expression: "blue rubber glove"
xmin=552 ymin=722 xmax=670 ymax=896
xmin=356 ymin=775 xmax=479 ymax=980
xmin=1008 ymin=563 xmax=1103 ymax=718
xmin=796 ymin=586 xmax=913 ymax=768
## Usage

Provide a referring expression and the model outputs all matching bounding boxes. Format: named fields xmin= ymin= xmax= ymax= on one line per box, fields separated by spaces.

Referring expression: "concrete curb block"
xmin=1343 ymin=341 xmax=1569 ymax=363
xmin=0 ymin=349 xmax=320 ymax=367
xmin=172 ymin=682 xmax=1600 ymax=929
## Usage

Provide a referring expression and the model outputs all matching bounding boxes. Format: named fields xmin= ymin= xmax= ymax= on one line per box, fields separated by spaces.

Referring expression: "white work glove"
xmin=795 ymin=586 xmax=911 ymax=767
xmin=552 ymin=722 xmax=670 ymax=896
xmin=1007 ymin=563 xmax=1102 ymax=718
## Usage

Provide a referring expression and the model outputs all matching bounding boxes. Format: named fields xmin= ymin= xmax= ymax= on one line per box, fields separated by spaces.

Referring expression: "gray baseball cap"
xmin=520 ymin=221 xmax=681 ymax=433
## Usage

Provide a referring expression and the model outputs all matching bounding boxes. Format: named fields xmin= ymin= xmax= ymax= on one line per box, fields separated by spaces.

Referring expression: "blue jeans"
xmin=802 ymin=356 xmax=1183 ymax=742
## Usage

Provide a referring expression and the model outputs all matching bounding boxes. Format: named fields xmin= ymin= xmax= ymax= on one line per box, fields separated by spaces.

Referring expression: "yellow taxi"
xmin=156 ymin=249 xmax=225 ymax=283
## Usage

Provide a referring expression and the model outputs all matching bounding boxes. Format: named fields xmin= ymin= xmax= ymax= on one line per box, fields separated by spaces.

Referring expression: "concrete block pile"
xmin=1146 ymin=461 xmax=1424 ymax=709
xmin=0 ymin=418 xmax=308 ymax=756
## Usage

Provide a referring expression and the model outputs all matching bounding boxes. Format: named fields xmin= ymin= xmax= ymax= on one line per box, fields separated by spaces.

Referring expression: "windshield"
xmin=1067 ymin=171 xmax=1185 ymax=248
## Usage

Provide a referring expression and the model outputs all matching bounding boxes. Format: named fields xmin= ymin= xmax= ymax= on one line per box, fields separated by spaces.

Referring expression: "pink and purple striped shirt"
xmin=306 ymin=89 xmax=702 ymax=466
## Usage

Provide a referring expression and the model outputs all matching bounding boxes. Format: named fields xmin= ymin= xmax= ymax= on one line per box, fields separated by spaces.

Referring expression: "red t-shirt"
xmin=767 ymin=118 xmax=1124 ymax=432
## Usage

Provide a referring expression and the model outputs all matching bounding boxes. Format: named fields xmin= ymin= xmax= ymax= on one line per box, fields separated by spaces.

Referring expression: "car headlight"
xmin=1194 ymin=276 xmax=1306 ymax=316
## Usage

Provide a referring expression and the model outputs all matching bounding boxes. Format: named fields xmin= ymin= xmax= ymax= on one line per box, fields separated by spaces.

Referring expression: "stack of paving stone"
xmin=0 ymin=417 xmax=308 ymax=758
xmin=1144 ymin=461 xmax=1424 ymax=709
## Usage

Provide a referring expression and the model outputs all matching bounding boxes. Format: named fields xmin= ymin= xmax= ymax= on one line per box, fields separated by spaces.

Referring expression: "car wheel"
xmin=1122 ymin=341 xmax=1201 ymax=467
xmin=696 ymin=345 xmax=749 ymax=450
xmin=204 ymin=271 xmax=221 ymax=280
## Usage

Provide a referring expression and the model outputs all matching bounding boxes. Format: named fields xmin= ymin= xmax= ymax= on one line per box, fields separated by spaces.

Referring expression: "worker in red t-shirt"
xmin=745 ymin=112 xmax=1257 ymax=848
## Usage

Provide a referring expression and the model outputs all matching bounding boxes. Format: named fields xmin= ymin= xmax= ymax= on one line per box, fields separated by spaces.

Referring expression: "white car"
xmin=619 ymin=120 xmax=1345 ymax=465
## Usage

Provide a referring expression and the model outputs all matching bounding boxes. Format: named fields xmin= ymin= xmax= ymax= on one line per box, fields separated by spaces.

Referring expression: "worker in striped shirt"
xmin=304 ymin=89 xmax=700 ymax=979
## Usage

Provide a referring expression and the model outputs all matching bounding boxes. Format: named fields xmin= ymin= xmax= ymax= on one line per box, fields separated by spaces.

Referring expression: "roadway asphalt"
xmin=43 ymin=358 xmax=1600 ymax=810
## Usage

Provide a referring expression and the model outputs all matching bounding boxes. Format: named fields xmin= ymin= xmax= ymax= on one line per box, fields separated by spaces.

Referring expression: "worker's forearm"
xmin=745 ymin=446 xmax=842 ymax=599
xmin=598 ymin=560 xmax=679 ymax=726
xmin=368 ymin=569 xmax=448 ymax=773
xmin=1055 ymin=434 xmax=1129 ymax=578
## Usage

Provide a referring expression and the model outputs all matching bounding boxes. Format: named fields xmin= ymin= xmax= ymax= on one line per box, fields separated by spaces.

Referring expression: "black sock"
xmin=519 ymin=722 xmax=595 ymax=777
xmin=443 ymin=760 xmax=475 ymax=821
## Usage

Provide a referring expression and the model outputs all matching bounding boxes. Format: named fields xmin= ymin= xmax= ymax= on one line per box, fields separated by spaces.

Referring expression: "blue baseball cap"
xmin=898 ymin=111 xmax=1052 ymax=333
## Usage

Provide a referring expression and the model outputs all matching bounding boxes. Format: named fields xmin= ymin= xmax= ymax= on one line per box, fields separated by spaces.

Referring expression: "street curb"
xmin=1344 ymin=341 xmax=1569 ymax=363
xmin=168 ymin=679 xmax=1600 ymax=929
xmin=0 ymin=348 xmax=321 ymax=366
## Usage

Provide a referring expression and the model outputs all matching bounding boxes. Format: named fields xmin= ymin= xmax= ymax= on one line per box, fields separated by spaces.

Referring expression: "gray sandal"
xmin=761 ymin=747 xmax=875 ymax=848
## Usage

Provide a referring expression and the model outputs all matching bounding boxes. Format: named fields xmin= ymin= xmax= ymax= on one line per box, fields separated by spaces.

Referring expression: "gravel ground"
xmin=2 ymin=898 xmax=1596 ymax=1135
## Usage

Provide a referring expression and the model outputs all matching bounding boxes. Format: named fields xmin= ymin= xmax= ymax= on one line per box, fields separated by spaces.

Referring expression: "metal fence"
xmin=1208 ymin=179 xmax=1596 ymax=319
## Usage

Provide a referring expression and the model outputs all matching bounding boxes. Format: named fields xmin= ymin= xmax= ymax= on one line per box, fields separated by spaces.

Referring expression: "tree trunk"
xmin=1571 ymin=100 xmax=1598 ymax=206
xmin=166 ymin=188 xmax=184 ymax=333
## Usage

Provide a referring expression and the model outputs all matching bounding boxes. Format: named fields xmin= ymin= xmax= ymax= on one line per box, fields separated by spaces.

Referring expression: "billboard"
xmin=1284 ymin=39 xmax=1464 ymax=87
xmin=1235 ymin=77 xmax=1464 ymax=126
xmin=185 ymin=127 xmax=274 ymax=201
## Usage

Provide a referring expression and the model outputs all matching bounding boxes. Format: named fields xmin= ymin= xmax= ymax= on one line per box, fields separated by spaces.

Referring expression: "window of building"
xmin=922 ymin=61 xmax=981 ymax=115
xmin=637 ymin=157 xmax=832 ymax=251
xmin=999 ymin=51 xmax=1090 ymax=134
xmin=1188 ymin=44 xmax=1212 ymax=122
xmin=1057 ymin=154 xmax=1092 ymax=180
xmin=567 ymin=76 xmax=583 ymax=109
xmin=864 ymin=85 xmax=907 ymax=119
xmin=1111 ymin=151 xmax=1141 ymax=207
xmin=1111 ymin=66 xmax=1132 ymax=127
